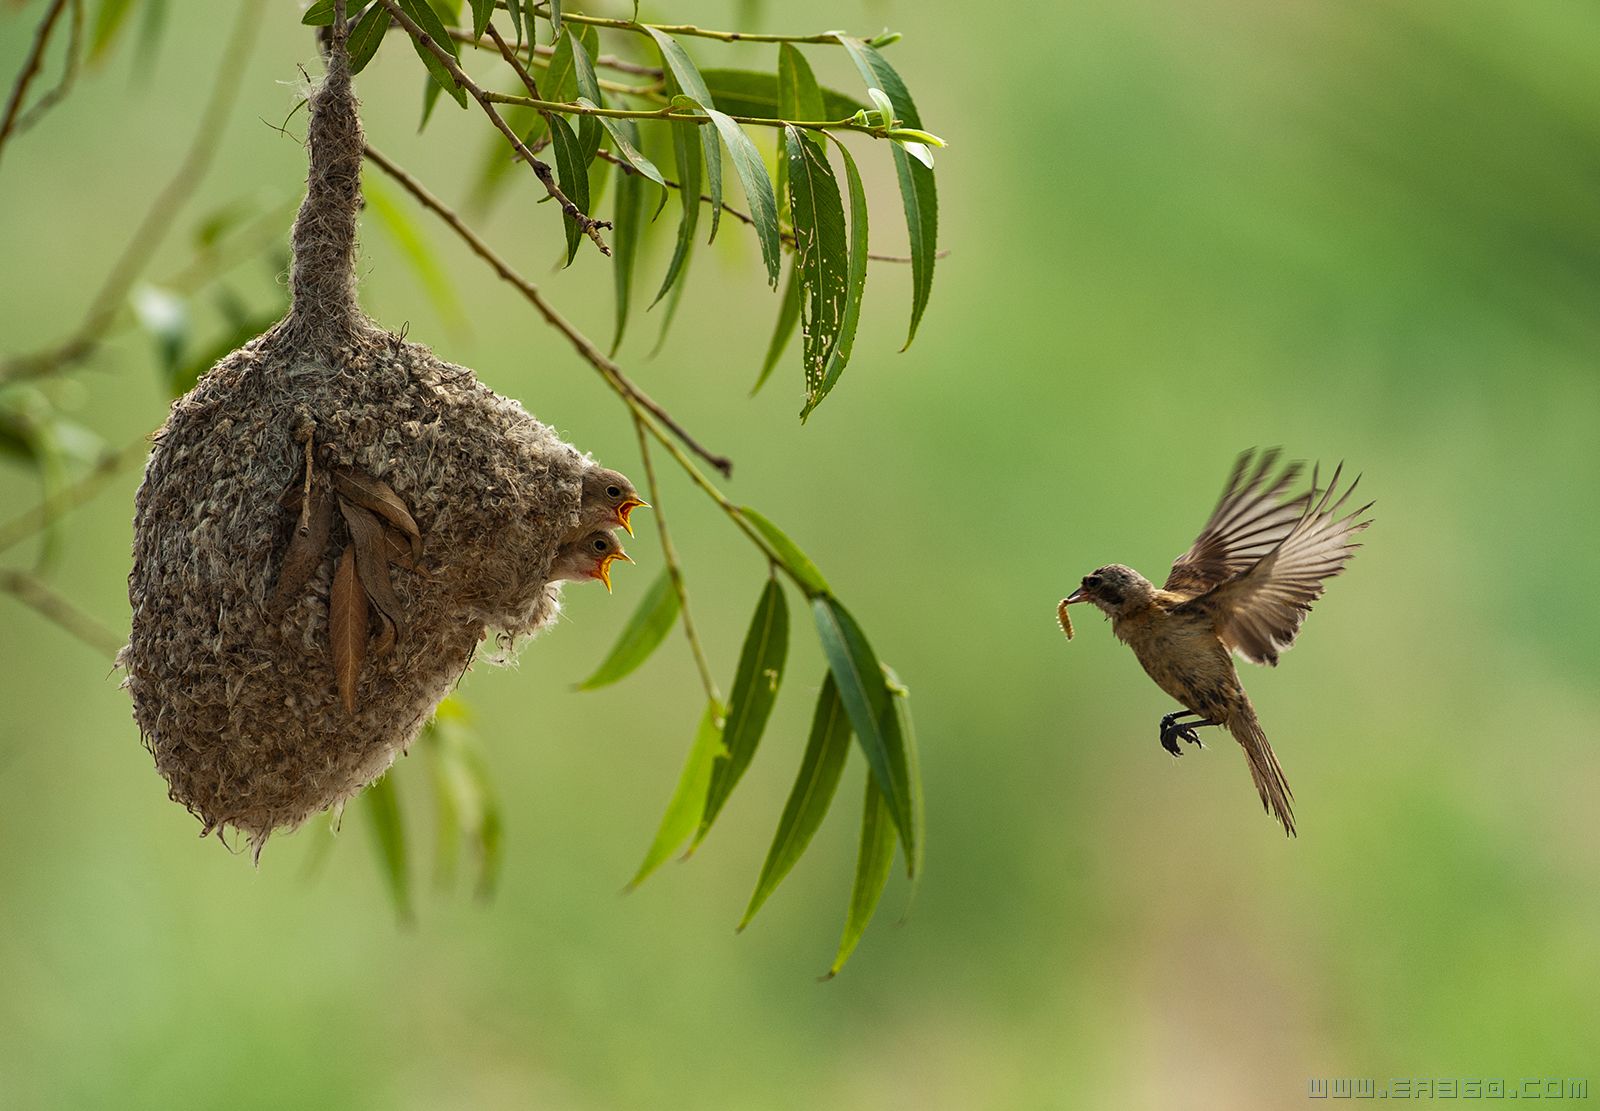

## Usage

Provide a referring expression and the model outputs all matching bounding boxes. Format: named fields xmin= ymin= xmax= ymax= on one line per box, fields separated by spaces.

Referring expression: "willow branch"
xmin=482 ymin=89 xmax=885 ymax=135
xmin=632 ymin=416 xmax=720 ymax=706
xmin=449 ymin=27 xmax=664 ymax=87
xmin=0 ymin=570 xmax=124 ymax=659
xmin=0 ymin=0 xmax=265 ymax=386
xmin=532 ymin=7 xmax=875 ymax=46
xmin=361 ymin=143 xmax=732 ymax=478
xmin=376 ymin=0 xmax=612 ymax=255
xmin=0 ymin=0 xmax=72 ymax=166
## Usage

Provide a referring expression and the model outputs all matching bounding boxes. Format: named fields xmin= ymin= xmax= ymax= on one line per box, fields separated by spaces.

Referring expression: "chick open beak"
xmin=591 ymin=549 xmax=634 ymax=593
xmin=1064 ymin=587 xmax=1090 ymax=605
xmin=615 ymin=497 xmax=649 ymax=537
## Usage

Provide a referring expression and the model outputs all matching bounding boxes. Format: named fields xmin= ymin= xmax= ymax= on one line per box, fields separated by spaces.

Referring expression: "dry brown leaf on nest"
xmin=330 ymin=544 xmax=368 ymax=713
xmin=335 ymin=467 xmax=421 ymax=561
xmin=338 ymin=496 xmax=407 ymax=636
xmin=372 ymin=611 xmax=397 ymax=658
xmin=268 ymin=484 xmax=332 ymax=617
xmin=381 ymin=525 xmax=416 ymax=570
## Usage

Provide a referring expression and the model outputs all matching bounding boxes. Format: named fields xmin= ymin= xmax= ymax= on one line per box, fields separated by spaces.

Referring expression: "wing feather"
xmin=1164 ymin=448 xmax=1310 ymax=598
xmin=1185 ymin=463 xmax=1373 ymax=666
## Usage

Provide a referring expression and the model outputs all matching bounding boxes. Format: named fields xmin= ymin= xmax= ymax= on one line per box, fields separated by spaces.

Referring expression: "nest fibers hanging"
xmin=121 ymin=22 xmax=591 ymax=851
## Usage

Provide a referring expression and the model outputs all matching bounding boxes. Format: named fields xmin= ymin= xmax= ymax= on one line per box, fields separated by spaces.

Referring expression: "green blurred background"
xmin=2 ymin=1 xmax=1597 ymax=1107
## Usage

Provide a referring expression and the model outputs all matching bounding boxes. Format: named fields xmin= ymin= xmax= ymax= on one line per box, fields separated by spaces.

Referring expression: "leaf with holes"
xmin=784 ymin=127 xmax=848 ymax=415
xmin=800 ymin=138 xmax=868 ymax=421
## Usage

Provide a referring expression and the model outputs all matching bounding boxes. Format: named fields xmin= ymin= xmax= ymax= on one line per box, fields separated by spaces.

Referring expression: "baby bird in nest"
xmin=550 ymin=529 xmax=632 ymax=592
xmin=1060 ymin=448 xmax=1372 ymax=836
xmin=571 ymin=465 xmax=648 ymax=538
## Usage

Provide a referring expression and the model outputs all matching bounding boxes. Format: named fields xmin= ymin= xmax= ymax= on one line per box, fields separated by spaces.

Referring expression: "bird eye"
xmin=592 ymin=538 xmax=608 ymax=553
xmin=1084 ymin=575 xmax=1102 ymax=588
xmin=606 ymin=484 xmax=622 ymax=500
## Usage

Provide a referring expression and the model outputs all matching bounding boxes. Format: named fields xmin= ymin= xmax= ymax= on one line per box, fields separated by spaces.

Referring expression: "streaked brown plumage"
xmin=1061 ymin=449 xmax=1373 ymax=836
xmin=549 ymin=528 xmax=632 ymax=592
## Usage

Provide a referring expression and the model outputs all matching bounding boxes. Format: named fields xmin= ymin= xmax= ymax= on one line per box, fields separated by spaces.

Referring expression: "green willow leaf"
xmin=652 ymin=78 xmax=701 ymax=310
xmin=362 ymin=773 xmax=415 ymax=924
xmin=885 ymin=665 xmax=925 ymax=907
xmin=548 ymin=114 xmax=588 ymax=266
xmin=469 ymin=0 xmax=493 ymax=39
xmin=506 ymin=0 xmax=524 ymax=45
xmin=752 ymin=260 xmax=799 ymax=396
xmin=400 ymin=0 xmax=468 ymax=108
xmin=812 ymin=596 xmax=916 ymax=868
xmin=548 ymin=0 xmax=563 ymax=34
xmin=628 ymin=701 xmax=726 ymax=889
xmin=564 ymin=27 xmax=605 ymax=166
xmin=785 ymin=127 xmax=848 ymax=414
xmin=800 ymin=138 xmax=868 ymax=421
xmin=577 ymin=569 xmax=679 ymax=690
xmin=739 ymin=506 xmax=829 ymax=597
xmin=543 ymin=27 xmax=579 ymax=101
xmin=578 ymin=99 xmax=668 ymax=217
xmin=365 ymin=177 xmax=467 ymax=333
xmin=824 ymin=772 xmax=898 ymax=978
xmin=739 ymin=672 xmax=852 ymax=931
xmin=711 ymin=110 xmax=781 ymax=286
xmin=834 ymin=36 xmax=937 ymax=349
xmin=347 ymin=2 xmax=388 ymax=74
xmin=699 ymin=68 xmax=865 ymax=120
xmin=302 ymin=0 xmax=337 ymax=25
xmin=611 ymin=144 xmax=647 ymax=354
xmin=778 ymin=45 xmax=827 ymax=144
xmin=697 ymin=579 xmax=790 ymax=845
xmin=645 ymin=29 xmax=723 ymax=240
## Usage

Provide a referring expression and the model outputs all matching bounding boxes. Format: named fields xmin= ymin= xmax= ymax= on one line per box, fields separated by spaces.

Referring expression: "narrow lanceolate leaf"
xmin=628 ymin=702 xmax=725 ymax=890
xmin=710 ymin=110 xmax=782 ymax=286
xmin=580 ymin=101 xmax=668 ymax=217
xmin=548 ymin=0 xmax=562 ymax=34
xmin=333 ymin=468 xmax=421 ymax=559
xmin=268 ymin=485 xmax=332 ymax=617
xmin=785 ymin=127 xmax=849 ymax=415
xmin=577 ymin=570 xmax=679 ymax=690
xmin=646 ymin=28 xmax=722 ymax=240
xmin=543 ymin=27 xmax=580 ymax=101
xmin=400 ymin=0 xmax=468 ymax=109
xmin=752 ymin=261 xmax=800 ymax=396
xmin=302 ymin=0 xmax=338 ymax=25
xmin=739 ymin=507 xmax=829 ymax=597
xmin=364 ymin=177 xmax=466 ymax=333
xmin=565 ymin=26 xmax=605 ymax=166
xmin=834 ymin=36 xmax=938 ymax=349
xmin=506 ymin=0 xmax=524 ymax=46
xmin=468 ymin=0 xmax=493 ymax=39
xmin=825 ymin=773 xmax=898 ymax=978
xmin=347 ymin=3 xmax=389 ymax=73
xmin=740 ymin=673 xmax=852 ymax=930
xmin=652 ymin=80 xmax=701 ymax=310
xmin=699 ymin=69 xmax=866 ymax=121
xmin=548 ymin=113 xmax=588 ymax=266
xmin=611 ymin=146 xmax=647 ymax=354
xmin=362 ymin=772 xmax=415 ymax=924
xmin=812 ymin=596 xmax=917 ymax=870
xmin=697 ymin=579 xmax=790 ymax=844
xmin=778 ymin=45 xmax=827 ymax=145
xmin=885 ymin=665 xmax=925 ymax=911
xmin=330 ymin=544 xmax=368 ymax=713
xmin=800 ymin=138 xmax=869 ymax=421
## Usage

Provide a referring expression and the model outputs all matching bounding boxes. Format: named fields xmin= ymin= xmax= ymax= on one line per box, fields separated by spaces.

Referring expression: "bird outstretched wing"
xmin=1163 ymin=448 xmax=1312 ymax=598
xmin=1183 ymin=463 xmax=1372 ymax=666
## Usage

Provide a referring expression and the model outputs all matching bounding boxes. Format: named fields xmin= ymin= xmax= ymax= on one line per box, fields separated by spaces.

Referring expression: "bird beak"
xmin=591 ymin=550 xmax=633 ymax=593
xmin=1064 ymin=587 xmax=1090 ymax=605
xmin=615 ymin=497 xmax=649 ymax=537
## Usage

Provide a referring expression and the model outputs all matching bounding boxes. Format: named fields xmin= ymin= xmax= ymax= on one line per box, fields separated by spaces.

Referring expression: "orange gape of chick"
xmin=1060 ymin=449 xmax=1373 ymax=837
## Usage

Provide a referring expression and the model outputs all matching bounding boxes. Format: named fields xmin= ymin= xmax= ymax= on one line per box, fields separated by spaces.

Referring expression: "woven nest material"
xmin=121 ymin=27 xmax=587 ymax=850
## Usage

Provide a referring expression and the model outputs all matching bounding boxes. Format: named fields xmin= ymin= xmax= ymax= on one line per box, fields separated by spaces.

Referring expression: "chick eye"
xmin=605 ymin=485 xmax=622 ymax=500
xmin=1084 ymin=575 xmax=1102 ymax=588
xmin=592 ymin=539 xmax=608 ymax=553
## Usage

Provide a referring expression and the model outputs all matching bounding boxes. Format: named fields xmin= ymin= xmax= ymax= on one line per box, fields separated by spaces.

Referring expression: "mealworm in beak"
xmin=1057 ymin=598 xmax=1074 ymax=640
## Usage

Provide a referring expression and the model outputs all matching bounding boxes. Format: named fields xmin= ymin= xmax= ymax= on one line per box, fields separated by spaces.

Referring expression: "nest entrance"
xmin=121 ymin=18 xmax=588 ymax=849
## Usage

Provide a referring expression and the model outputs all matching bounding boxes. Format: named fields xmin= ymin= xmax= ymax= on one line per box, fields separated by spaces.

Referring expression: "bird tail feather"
xmin=1228 ymin=705 xmax=1296 ymax=837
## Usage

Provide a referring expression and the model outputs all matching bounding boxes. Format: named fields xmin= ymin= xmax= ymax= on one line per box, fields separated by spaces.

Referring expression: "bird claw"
xmin=1158 ymin=718 xmax=1205 ymax=757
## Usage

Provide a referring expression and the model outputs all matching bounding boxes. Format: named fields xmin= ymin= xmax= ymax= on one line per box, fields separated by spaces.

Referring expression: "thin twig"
xmin=0 ymin=569 xmax=124 ymax=659
xmin=0 ymin=438 xmax=149 ymax=556
xmin=376 ymin=0 xmax=612 ymax=256
xmin=632 ymin=416 xmax=720 ymax=706
xmin=361 ymin=143 xmax=732 ymax=478
xmin=0 ymin=0 xmax=72 ymax=167
xmin=532 ymin=6 xmax=873 ymax=46
xmin=450 ymin=27 xmax=664 ymax=86
xmin=0 ymin=0 xmax=267 ymax=386
xmin=482 ymin=89 xmax=883 ymax=135
xmin=11 ymin=0 xmax=82 ymax=138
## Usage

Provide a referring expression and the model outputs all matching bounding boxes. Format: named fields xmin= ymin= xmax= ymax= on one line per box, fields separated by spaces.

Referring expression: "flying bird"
xmin=550 ymin=529 xmax=632 ymax=592
xmin=1060 ymin=449 xmax=1372 ymax=836
xmin=572 ymin=465 xmax=648 ymax=538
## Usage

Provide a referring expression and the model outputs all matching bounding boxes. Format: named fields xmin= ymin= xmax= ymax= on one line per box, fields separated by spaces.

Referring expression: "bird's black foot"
xmin=1159 ymin=711 xmax=1213 ymax=757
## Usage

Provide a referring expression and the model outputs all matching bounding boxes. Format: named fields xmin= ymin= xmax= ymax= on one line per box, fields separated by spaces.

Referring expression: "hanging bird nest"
xmin=120 ymin=18 xmax=589 ymax=852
